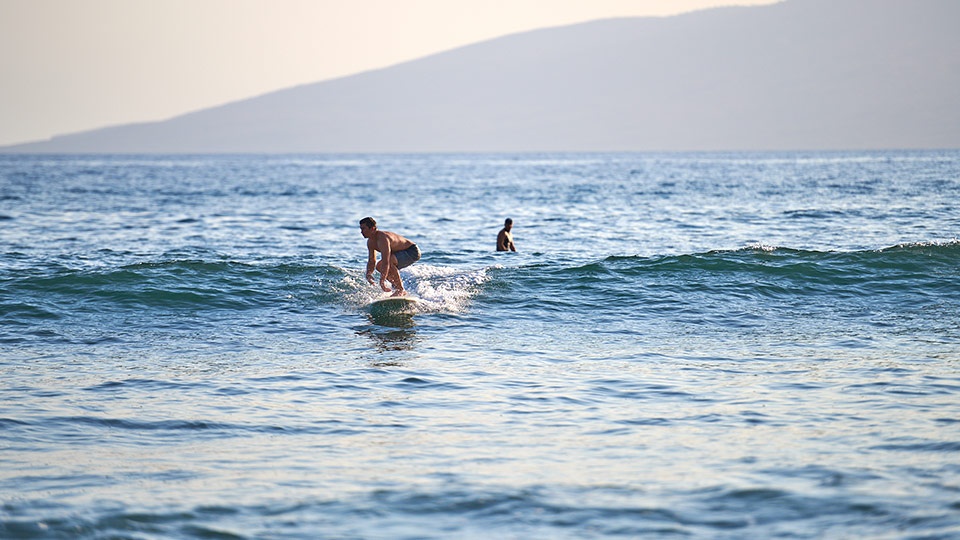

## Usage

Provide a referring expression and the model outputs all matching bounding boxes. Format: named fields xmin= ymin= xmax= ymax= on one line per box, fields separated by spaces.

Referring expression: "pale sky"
xmin=0 ymin=0 xmax=778 ymax=147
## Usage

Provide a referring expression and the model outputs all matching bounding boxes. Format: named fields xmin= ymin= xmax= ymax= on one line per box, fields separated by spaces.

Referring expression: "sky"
xmin=0 ymin=0 xmax=778 ymax=147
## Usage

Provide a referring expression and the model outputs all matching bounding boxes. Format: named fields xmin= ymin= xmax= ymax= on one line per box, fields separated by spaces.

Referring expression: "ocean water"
xmin=1 ymin=151 xmax=959 ymax=538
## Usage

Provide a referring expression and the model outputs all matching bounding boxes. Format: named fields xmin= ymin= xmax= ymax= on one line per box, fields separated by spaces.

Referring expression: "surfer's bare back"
xmin=497 ymin=218 xmax=516 ymax=252
xmin=359 ymin=217 xmax=421 ymax=297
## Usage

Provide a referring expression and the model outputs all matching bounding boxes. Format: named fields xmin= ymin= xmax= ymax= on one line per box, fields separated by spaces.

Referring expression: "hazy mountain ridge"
xmin=5 ymin=0 xmax=959 ymax=153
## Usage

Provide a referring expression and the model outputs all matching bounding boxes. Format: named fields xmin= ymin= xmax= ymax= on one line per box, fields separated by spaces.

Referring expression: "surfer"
xmin=497 ymin=218 xmax=516 ymax=252
xmin=359 ymin=217 xmax=421 ymax=297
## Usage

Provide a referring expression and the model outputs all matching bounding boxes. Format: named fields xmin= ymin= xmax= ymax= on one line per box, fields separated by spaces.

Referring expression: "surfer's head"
xmin=359 ymin=216 xmax=377 ymax=238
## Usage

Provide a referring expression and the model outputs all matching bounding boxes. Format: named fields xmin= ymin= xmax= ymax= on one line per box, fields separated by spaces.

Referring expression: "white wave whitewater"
xmin=1 ymin=151 xmax=959 ymax=538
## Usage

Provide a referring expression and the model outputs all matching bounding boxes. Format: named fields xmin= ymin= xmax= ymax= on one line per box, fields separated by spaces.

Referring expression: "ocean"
xmin=1 ymin=151 xmax=959 ymax=538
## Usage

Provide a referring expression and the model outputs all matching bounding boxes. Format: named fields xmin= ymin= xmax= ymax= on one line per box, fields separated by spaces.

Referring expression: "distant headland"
xmin=3 ymin=0 xmax=958 ymax=153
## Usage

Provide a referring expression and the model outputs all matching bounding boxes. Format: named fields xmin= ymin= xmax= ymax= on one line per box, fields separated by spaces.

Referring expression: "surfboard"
xmin=367 ymin=295 xmax=421 ymax=316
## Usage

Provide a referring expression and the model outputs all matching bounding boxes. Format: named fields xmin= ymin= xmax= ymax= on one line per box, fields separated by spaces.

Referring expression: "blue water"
xmin=1 ymin=151 xmax=959 ymax=538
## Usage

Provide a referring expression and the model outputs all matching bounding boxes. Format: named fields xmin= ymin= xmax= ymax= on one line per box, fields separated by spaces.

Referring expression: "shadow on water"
xmin=356 ymin=312 xmax=419 ymax=353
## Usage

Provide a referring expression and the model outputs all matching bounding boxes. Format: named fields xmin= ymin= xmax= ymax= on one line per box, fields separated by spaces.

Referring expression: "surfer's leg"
xmin=387 ymin=255 xmax=405 ymax=295
xmin=375 ymin=259 xmax=395 ymax=292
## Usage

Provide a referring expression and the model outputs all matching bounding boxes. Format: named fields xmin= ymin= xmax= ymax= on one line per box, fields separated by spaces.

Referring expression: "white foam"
xmin=334 ymin=264 xmax=491 ymax=314
xmin=401 ymin=264 xmax=490 ymax=313
xmin=335 ymin=273 xmax=383 ymax=308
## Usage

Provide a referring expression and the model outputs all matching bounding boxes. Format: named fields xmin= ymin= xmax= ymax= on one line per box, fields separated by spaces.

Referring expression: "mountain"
xmin=5 ymin=0 xmax=959 ymax=153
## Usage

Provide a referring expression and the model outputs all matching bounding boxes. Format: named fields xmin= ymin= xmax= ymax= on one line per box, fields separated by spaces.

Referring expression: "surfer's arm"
xmin=365 ymin=241 xmax=377 ymax=285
